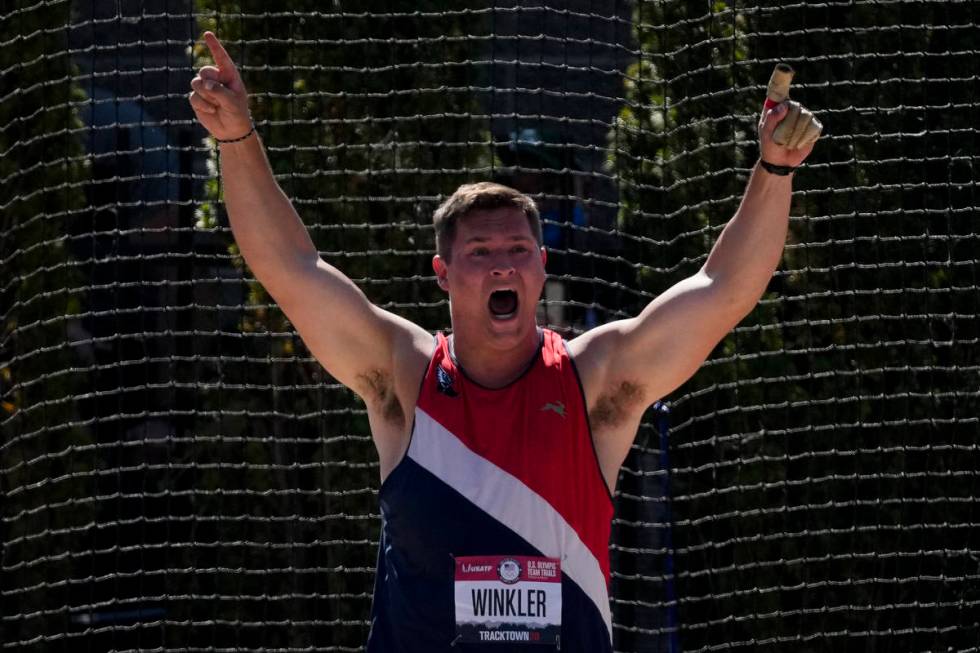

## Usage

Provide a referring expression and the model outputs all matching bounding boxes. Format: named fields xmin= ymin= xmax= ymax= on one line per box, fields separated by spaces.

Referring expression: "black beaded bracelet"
xmin=759 ymin=159 xmax=797 ymax=176
xmin=216 ymin=122 xmax=256 ymax=144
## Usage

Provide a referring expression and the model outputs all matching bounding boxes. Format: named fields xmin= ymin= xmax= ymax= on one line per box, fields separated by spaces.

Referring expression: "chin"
xmin=484 ymin=313 xmax=536 ymax=344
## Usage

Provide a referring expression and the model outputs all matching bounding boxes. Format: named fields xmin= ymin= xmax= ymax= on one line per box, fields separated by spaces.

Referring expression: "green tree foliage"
xmin=611 ymin=2 xmax=978 ymax=650
xmin=0 ymin=3 xmax=93 ymax=647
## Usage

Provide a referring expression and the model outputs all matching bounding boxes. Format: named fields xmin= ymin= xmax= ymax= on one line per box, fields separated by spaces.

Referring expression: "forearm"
xmin=218 ymin=134 xmax=319 ymax=279
xmin=701 ymin=161 xmax=793 ymax=311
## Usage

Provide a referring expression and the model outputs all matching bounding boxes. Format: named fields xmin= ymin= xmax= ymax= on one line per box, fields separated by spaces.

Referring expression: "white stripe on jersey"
xmin=408 ymin=407 xmax=612 ymax=641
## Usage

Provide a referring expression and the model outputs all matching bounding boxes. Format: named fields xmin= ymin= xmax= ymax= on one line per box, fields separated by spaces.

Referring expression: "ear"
xmin=539 ymin=247 xmax=547 ymax=267
xmin=432 ymin=254 xmax=449 ymax=292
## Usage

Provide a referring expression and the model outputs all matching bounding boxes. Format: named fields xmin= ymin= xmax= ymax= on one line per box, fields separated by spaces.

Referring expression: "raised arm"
xmin=188 ymin=33 xmax=431 ymax=451
xmin=571 ymin=93 xmax=820 ymax=489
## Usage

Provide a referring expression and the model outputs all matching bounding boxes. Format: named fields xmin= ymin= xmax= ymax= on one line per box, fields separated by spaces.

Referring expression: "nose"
xmin=490 ymin=252 xmax=516 ymax=277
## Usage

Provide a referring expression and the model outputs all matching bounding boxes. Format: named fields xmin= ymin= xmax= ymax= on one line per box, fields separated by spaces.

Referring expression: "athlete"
xmin=189 ymin=31 xmax=818 ymax=652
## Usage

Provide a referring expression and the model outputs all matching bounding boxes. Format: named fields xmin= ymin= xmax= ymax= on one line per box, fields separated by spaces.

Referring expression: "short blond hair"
xmin=432 ymin=182 xmax=542 ymax=261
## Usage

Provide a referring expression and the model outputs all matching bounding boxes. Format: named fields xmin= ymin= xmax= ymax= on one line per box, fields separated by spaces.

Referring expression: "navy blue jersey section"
xmin=367 ymin=456 xmax=612 ymax=652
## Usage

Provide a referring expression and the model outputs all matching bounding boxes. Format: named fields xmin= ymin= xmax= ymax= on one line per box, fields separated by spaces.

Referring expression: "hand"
xmin=188 ymin=31 xmax=252 ymax=141
xmin=758 ymin=100 xmax=819 ymax=168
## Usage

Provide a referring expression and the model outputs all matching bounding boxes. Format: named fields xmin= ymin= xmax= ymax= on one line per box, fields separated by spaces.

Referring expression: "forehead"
xmin=455 ymin=207 xmax=533 ymax=241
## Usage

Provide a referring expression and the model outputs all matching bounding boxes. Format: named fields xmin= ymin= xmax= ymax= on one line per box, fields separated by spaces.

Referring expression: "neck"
xmin=451 ymin=326 xmax=541 ymax=389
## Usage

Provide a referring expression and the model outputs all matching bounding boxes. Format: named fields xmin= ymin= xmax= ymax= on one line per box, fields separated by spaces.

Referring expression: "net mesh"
xmin=2 ymin=1 xmax=978 ymax=651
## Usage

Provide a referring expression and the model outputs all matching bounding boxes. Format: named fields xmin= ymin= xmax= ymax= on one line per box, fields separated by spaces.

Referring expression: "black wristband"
xmin=759 ymin=159 xmax=797 ymax=176
xmin=216 ymin=122 xmax=256 ymax=144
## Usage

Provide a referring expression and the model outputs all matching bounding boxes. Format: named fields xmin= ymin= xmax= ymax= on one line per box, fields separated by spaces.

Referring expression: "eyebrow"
xmin=463 ymin=234 xmax=535 ymax=244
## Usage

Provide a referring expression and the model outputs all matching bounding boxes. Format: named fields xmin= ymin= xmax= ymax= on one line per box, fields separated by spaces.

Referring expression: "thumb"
xmin=761 ymin=101 xmax=789 ymax=136
xmin=198 ymin=78 xmax=244 ymax=112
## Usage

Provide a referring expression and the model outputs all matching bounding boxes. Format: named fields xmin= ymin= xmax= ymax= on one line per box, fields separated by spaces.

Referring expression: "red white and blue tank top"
xmin=367 ymin=329 xmax=614 ymax=651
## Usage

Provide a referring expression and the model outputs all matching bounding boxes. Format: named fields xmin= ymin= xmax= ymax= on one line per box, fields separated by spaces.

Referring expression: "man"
xmin=189 ymin=31 xmax=817 ymax=652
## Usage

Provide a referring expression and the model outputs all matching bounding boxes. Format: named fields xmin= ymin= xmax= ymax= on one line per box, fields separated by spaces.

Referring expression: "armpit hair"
xmin=355 ymin=368 xmax=405 ymax=427
xmin=590 ymin=380 xmax=646 ymax=431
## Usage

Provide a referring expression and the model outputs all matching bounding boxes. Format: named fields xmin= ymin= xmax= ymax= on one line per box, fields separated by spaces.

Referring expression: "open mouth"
xmin=488 ymin=289 xmax=519 ymax=320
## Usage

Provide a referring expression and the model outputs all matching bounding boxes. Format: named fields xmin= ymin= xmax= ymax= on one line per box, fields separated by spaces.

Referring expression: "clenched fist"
xmin=188 ymin=31 xmax=253 ymax=142
xmin=757 ymin=63 xmax=822 ymax=169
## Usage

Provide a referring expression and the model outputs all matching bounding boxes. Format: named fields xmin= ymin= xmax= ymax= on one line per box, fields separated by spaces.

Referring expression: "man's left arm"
xmin=571 ymin=99 xmax=820 ymax=485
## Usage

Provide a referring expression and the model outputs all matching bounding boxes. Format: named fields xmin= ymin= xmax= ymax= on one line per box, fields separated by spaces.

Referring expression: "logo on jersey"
xmin=497 ymin=558 xmax=521 ymax=584
xmin=437 ymin=365 xmax=458 ymax=397
xmin=540 ymin=401 xmax=566 ymax=418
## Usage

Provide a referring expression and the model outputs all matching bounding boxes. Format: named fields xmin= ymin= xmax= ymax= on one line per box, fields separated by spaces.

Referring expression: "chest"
xmin=421 ymin=367 xmax=588 ymax=484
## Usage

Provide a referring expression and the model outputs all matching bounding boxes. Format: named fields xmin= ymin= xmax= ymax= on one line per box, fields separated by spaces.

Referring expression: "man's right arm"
xmin=216 ymin=135 xmax=430 ymax=399
xmin=188 ymin=32 xmax=431 ymax=431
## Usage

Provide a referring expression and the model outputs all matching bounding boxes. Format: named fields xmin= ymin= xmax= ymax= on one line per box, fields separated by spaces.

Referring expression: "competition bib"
xmin=454 ymin=555 xmax=562 ymax=646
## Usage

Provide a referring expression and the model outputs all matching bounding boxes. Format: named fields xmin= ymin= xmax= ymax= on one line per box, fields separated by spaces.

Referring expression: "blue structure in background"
xmin=609 ymin=400 xmax=680 ymax=652
xmin=653 ymin=402 xmax=681 ymax=653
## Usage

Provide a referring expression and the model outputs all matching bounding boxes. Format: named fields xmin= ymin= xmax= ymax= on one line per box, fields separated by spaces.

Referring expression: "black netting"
xmin=2 ymin=1 xmax=977 ymax=652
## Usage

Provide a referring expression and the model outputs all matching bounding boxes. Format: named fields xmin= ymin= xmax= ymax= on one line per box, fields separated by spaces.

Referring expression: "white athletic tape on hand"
xmin=766 ymin=63 xmax=822 ymax=149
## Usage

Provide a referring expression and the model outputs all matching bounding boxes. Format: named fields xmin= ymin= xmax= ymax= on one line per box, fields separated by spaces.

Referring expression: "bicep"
xmin=580 ymin=271 xmax=749 ymax=406
xmin=266 ymin=258 xmax=429 ymax=396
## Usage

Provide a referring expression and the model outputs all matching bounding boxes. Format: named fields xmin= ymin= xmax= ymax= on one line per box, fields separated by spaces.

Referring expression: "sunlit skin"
xmin=432 ymin=208 xmax=547 ymax=388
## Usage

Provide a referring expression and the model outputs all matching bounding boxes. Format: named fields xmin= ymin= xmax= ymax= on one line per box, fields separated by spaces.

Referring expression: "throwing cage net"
xmin=2 ymin=1 xmax=977 ymax=651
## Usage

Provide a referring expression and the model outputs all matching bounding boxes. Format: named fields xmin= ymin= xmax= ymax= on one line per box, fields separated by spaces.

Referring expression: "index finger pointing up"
xmin=203 ymin=31 xmax=239 ymax=81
